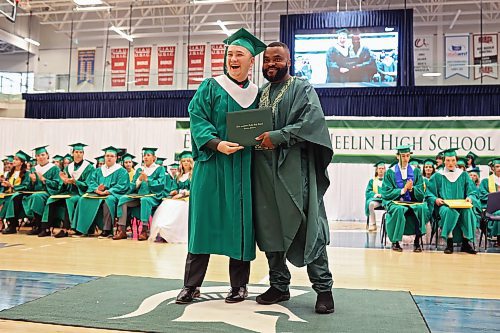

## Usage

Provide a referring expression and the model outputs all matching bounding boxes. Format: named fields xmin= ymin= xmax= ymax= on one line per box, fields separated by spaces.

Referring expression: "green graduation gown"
xmin=253 ymin=77 xmax=333 ymax=267
xmin=188 ymin=77 xmax=257 ymax=261
xmin=117 ymin=164 xmax=165 ymax=222
xmin=22 ymin=163 xmax=61 ymax=218
xmin=73 ymin=164 xmax=129 ymax=234
xmin=0 ymin=170 xmax=32 ymax=219
xmin=478 ymin=176 xmax=500 ymax=236
xmin=381 ymin=165 xmax=428 ymax=243
xmin=426 ymin=169 xmax=478 ymax=241
xmin=365 ymin=178 xmax=383 ymax=217
xmin=41 ymin=160 xmax=95 ymax=227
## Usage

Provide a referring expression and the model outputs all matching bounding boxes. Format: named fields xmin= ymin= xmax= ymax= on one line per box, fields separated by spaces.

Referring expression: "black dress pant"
xmin=183 ymin=252 xmax=250 ymax=288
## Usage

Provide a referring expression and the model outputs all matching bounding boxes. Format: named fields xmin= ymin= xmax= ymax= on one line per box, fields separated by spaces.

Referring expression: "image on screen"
xmin=294 ymin=27 xmax=399 ymax=87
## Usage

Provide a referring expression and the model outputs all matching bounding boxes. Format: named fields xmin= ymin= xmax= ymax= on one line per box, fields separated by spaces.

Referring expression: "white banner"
xmin=445 ymin=35 xmax=470 ymax=79
xmin=413 ymin=35 xmax=434 ymax=76
xmin=473 ymin=33 xmax=498 ymax=80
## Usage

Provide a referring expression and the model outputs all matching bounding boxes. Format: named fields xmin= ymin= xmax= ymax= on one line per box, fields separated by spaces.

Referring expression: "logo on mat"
xmin=109 ymin=286 xmax=308 ymax=333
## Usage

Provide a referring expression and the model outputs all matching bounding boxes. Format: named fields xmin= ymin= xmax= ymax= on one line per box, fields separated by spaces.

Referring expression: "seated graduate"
xmin=409 ymin=158 xmax=422 ymax=171
xmin=73 ymin=146 xmax=129 ymax=237
xmin=2 ymin=155 xmax=14 ymax=178
xmin=422 ymin=159 xmax=436 ymax=182
xmin=39 ymin=143 xmax=95 ymax=238
xmin=487 ymin=159 xmax=494 ymax=176
xmin=457 ymin=157 xmax=467 ymax=171
xmin=149 ymin=151 xmax=194 ymax=243
xmin=468 ymin=167 xmax=481 ymax=188
xmin=478 ymin=158 xmax=500 ymax=247
xmin=426 ymin=148 xmax=478 ymax=254
xmin=466 ymin=151 xmax=478 ymax=171
xmin=63 ymin=154 xmax=73 ymax=169
xmin=113 ymin=147 xmax=166 ymax=241
xmin=121 ymin=153 xmax=136 ymax=182
xmin=381 ymin=145 xmax=428 ymax=252
xmin=23 ymin=146 xmax=62 ymax=236
xmin=52 ymin=155 xmax=64 ymax=171
xmin=95 ymin=155 xmax=105 ymax=168
xmin=1 ymin=151 xmax=32 ymax=234
xmin=364 ymin=161 xmax=386 ymax=232
xmin=435 ymin=153 xmax=444 ymax=169
xmin=155 ymin=157 xmax=166 ymax=167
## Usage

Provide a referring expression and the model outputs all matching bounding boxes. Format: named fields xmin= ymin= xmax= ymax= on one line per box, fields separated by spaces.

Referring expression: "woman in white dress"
xmin=149 ymin=151 xmax=194 ymax=243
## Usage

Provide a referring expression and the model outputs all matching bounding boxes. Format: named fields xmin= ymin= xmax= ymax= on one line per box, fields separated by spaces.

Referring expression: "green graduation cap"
xmin=63 ymin=154 xmax=73 ymax=162
xmin=102 ymin=146 xmax=120 ymax=156
xmin=33 ymin=145 xmax=49 ymax=155
xmin=2 ymin=157 xmax=7 ymax=163
xmin=491 ymin=158 xmax=500 ymax=166
xmin=223 ymin=28 xmax=267 ymax=57
xmin=6 ymin=155 xmax=14 ymax=163
xmin=85 ymin=159 xmax=95 ymax=165
xmin=467 ymin=167 xmax=481 ymax=176
xmin=69 ymin=143 xmax=88 ymax=152
xmin=95 ymin=156 xmax=105 ymax=163
xmin=168 ymin=163 xmax=179 ymax=168
xmin=441 ymin=148 xmax=458 ymax=157
xmin=15 ymin=150 xmax=31 ymax=162
xmin=142 ymin=147 xmax=158 ymax=156
xmin=132 ymin=161 xmax=138 ymax=168
xmin=373 ymin=161 xmax=385 ymax=168
xmin=156 ymin=157 xmax=166 ymax=166
xmin=423 ymin=158 xmax=435 ymax=166
xmin=409 ymin=158 xmax=422 ymax=166
xmin=395 ymin=144 xmax=413 ymax=154
xmin=177 ymin=150 xmax=193 ymax=160
xmin=52 ymin=155 xmax=64 ymax=162
xmin=389 ymin=160 xmax=398 ymax=168
xmin=121 ymin=153 xmax=135 ymax=161
xmin=457 ymin=157 xmax=467 ymax=167
xmin=466 ymin=151 xmax=478 ymax=160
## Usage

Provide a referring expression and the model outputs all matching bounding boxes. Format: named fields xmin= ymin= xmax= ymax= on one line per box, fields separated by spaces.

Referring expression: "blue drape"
xmin=23 ymin=85 xmax=500 ymax=119
xmin=280 ymin=9 xmax=414 ymax=86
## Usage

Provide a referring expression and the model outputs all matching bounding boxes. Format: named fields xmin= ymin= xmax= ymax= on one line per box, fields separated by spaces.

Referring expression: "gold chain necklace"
xmin=259 ymin=76 xmax=295 ymax=115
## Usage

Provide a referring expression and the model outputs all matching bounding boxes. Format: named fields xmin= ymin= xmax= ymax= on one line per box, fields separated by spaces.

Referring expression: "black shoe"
xmin=225 ymin=286 xmax=248 ymax=303
xmin=175 ymin=286 xmax=200 ymax=304
xmin=444 ymin=238 xmax=454 ymax=254
xmin=391 ymin=241 xmax=403 ymax=252
xmin=1 ymin=225 xmax=17 ymax=234
xmin=460 ymin=239 xmax=477 ymax=254
xmin=315 ymin=291 xmax=335 ymax=314
xmin=256 ymin=286 xmax=290 ymax=305
xmin=413 ymin=239 xmax=422 ymax=253
xmin=27 ymin=227 xmax=40 ymax=235
xmin=38 ymin=229 xmax=52 ymax=237
xmin=98 ymin=230 xmax=112 ymax=239
xmin=54 ymin=230 xmax=68 ymax=238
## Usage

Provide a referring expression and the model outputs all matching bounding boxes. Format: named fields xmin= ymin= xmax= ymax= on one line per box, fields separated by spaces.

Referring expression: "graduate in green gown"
xmin=176 ymin=28 xmax=266 ymax=305
xmin=52 ymin=155 xmax=64 ymax=171
xmin=40 ymin=143 xmax=95 ymax=238
xmin=95 ymin=156 xmax=105 ymax=168
xmin=422 ymin=159 xmax=437 ymax=219
xmin=1 ymin=151 xmax=32 ymax=234
xmin=381 ymin=145 xmax=428 ymax=252
xmin=477 ymin=158 xmax=500 ymax=247
xmin=426 ymin=148 xmax=478 ymax=254
xmin=121 ymin=153 xmax=136 ymax=182
xmin=73 ymin=146 xmax=129 ymax=236
xmin=169 ymin=151 xmax=192 ymax=199
xmin=114 ymin=147 xmax=166 ymax=241
xmin=365 ymin=161 xmax=386 ymax=232
xmin=22 ymin=146 xmax=62 ymax=236
xmin=253 ymin=42 xmax=334 ymax=314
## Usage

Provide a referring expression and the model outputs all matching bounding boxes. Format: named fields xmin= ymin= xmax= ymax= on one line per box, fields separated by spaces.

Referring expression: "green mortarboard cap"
xmin=69 ymin=143 xmax=88 ymax=151
xmin=6 ymin=155 xmax=14 ymax=163
xmin=423 ymin=159 xmax=435 ymax=166
xmin=63 ymin=154 xmax=73 ymax=162
xmin=491 ymin=158 xmax=500 ymax=166
xmin=52 ymin=155 xmax=64 ymax=162
xmin=373 ymin=161 xmax=385 ymax=168
xmin=132 ymin=161 xmax=138 ymax=168
xmin=177 ymin=150 xmax=193 ymax=160
xmin=85 ymin=159 xmax=95 ymax=165
xmin=121 ymin=153 xmax=135 ymax=161
xmin=95 ymin=156 xmax=105 ymax=163
xmin=409 ymin=158 xmax=422 ymax=166
xmin=457 ymin=157 xmax=467 ymax=166
xmin=142 ymin=147 xmax=158 ymax=156
xmin=395 ymin=144 xmax=413 ymax=154
xmin=15 ymin=150 xmax=31 ymax=162
xmin=436 ymin=152 xmax=444 ymax=158
xmin=33 ymin=145 xmax=49 ymax=155
xmin=389 ymin=160 xmax=398 ymax=168
xmin=466 ymin=151 xmax=478 ymax=160
xmin=155 ymin=157 xmax=166 ymax=165
xmin=441 ymin=148 xmax=458 ymax=157
xmin=169 ymin=163 xmax=179 ymax=168
xmin=467 ymin=167 xmax=481 ymax=175
xmin=102 ymin=146 xmax=120 ymax=155
xmin=223 ymin=28 xmax=267 ymax=57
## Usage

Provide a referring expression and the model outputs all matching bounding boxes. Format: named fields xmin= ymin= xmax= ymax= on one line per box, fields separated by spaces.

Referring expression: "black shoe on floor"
xmin=38 ymin=229 xmax=52 ymax=237
xmin=175 ymin=286 xmax=200 ymax=304
xmin=98 ymin=230 xmax=112 ymax=239
xmin=54 ymin=230 xmax=69 ymax=238
xmin=413 ymin=239 xmax=422 ymax=253
xmin=460 ymin=239 xmax=477 ymax=254
xmin=225 ymin=286 xmax=248 ymax=303
xmin=315 ymin=291 xmax=335 ymax=314
xmin=256 ymin=286 xmax=290 ymax=305
xmin=391 ymin=241 xmax=403 ymax=252
xmin=1 ymin=225 xmax=17 ymax=234
xmin=444 ymin=238 xmax=454 ymax=254
xmin=27 ymin=227 xmax=40 ymax=236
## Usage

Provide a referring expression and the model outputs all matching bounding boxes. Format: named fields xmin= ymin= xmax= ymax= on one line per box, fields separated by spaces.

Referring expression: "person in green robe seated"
xmin=121 ymin=153 xmax=136 ymax=182
xmin=478 ymin=158 xmax=500 ymax=247
xmin=73 ymin=146 xmax=129 ymax=237
xmin=169 ymin=151 xmax=192 ymax=199
xmin=113 ymin=147 xmax=166 ymax=241
xmin=381 ymin=145 xmax=428 ymax=252
xmin=435 ymin=153 xmax=444 ymax=169
xmin=467 ymin=167 xmax=481 ymax=188
xmin=95 ymin=156 xmax=105 ymax=168
xmin=466 ymin=151 xmax=478 ymax=171
xmin=176 ymin=28 xmax=266 ymax=306
xmin=457 ymin=157 xmax=467 ymax=171
xmin=22 ymin=146 xmax=62 ymax=236
xmin=422 ymin=159 xmax=435 ymax=182
xmin=365 ymin=161 xmax=386 ymax=232
xmin=426 ymin=148 xmax=478 ymax=254
xmin=155 ymin=157 xmax=166 ymax=166
xmin=63 ymin=154 xmax=73 ymax=169
xmin=39 ymin=143 xmax=95 ymax=238
xmin=52 ymin=155 xmax=64 ymax=171
xmin=3 ymin=155 xmax=14 ymax=178
xmin=1 ymin=151 xmax=32 ymax=234
xmin=409 ymin=158 xmax=422 ymax=171
xmin=168 ymin=163 xmax=179 ymax=180
xmin=253 ymin=42 xmax=335 ymax=314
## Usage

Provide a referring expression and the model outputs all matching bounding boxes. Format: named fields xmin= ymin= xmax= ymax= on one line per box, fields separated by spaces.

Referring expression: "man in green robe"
xmin=176 ymin=28 xmax=266 ymax=305
xmin=365 ymin=161 xmax=386 ymax=232
xmin=253 ymin=42 xmax=334 ymax=314
xmin=478 ymin=158 xmax=500 ymax=247
xmin=22 ymin=145 xmax=62 ymax=236
xmin=114 ymin=147 xmax=166 ymax=241
xmin=380 ymin=145 xmax=428 ymax=252
xmin=39 ymin=143 xmax=95 ymax=238
xmin=426 ymin=148 xmax=478 ymax=254
xmin=73 ymin=146 xmax=129 ymax=236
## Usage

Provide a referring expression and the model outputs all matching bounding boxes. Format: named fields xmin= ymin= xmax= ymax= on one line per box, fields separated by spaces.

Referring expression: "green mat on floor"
xmin=0 ymin=275 xmax=429 ymax=333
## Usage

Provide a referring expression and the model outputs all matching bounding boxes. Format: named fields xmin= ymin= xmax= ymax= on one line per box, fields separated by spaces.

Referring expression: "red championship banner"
xmin=210 ymin=44 xmax=225 ymax=77
xmin=134 ymin=47 xmax=152 ymax=86
xmin=188 ymin=44 xmax=206 ymax=85
xmin=111 ymin=48 xmax=128 ymax=87
xmin=157 ymin=46 xmax=176 ymax=86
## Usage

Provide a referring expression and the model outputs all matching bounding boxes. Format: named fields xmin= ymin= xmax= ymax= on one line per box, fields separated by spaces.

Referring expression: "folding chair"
xmin=479 ymin=191 xmax=500 ymax=250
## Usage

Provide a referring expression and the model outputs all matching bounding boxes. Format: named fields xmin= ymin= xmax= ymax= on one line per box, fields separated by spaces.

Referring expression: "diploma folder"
xmin=226 ymin=107 xmax=273 ymax=147
xmin=443 ymin=199 xmax=473 ymax=209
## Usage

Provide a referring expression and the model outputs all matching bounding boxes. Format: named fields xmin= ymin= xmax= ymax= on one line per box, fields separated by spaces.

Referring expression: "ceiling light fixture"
xmin=24 ymin=37 xmax=40 ymax=46
xmin=110 ymin=25 xmax=133 ymax=42
xmin=216 ymin=20 xmax=231 ymax=36
xmin=74 ymin=5 xmax=111 ymax=11
xmin=73 ymin=0 xmax=103 ymax=5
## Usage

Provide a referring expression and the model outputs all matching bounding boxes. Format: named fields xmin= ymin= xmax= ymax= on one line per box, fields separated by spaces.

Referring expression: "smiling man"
xmin=176 ymin=28 xmax=266 ymax=305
